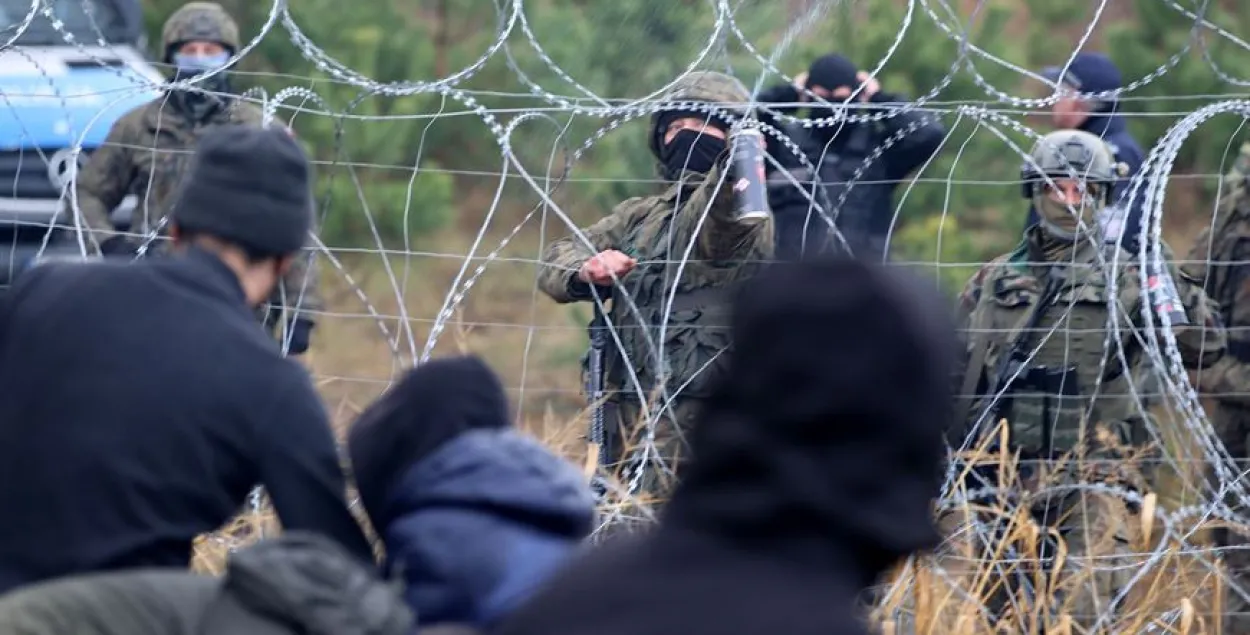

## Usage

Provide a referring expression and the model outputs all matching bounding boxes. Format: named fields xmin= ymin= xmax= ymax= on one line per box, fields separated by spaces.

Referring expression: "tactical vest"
xmin=964 ymin=258 xmax=1143 ymax=456
xmin=602 ymin=208 xmax=754 ymax=405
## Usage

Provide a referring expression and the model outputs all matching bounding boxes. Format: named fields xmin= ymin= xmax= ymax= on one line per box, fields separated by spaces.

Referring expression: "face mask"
xmin=660 ymin=129 xmax=727 ymax=181
xmin=172 ymin=51 xmax=230 ymax=80
xmin=1034 ymin=187 xmax=1103 ymax=241
xmin=169 ymin=52 xmax=232 ymax=121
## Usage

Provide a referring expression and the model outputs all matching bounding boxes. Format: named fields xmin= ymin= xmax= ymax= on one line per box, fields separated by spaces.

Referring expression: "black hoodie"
xmin=492 ymin=256 xmax=958 ymax=635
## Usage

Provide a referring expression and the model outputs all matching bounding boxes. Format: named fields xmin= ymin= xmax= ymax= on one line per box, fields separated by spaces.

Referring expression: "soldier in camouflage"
xmin=537 ymin=71 xmax=773 ymax=501
xmin=943 ymin=129 xmax=1227 ymax=627
xmin=1180 ymin=140 xmax=1250 ymax=632
xmin=69 ymin=2 xmax=322 ymax=355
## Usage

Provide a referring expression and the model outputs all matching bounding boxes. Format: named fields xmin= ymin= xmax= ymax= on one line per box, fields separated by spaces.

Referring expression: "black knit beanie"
xmin=171 ymin=124 xmax=313 ymax=256
xmin=347 ymin=356 xmax=511 ymax=527
xmin=807 ymin=53 xmax=859 ymax=92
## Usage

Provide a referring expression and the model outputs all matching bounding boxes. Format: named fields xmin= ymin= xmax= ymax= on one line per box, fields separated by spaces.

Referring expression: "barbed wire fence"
xmin=6 ymin=0 xmax=1250 ymax=630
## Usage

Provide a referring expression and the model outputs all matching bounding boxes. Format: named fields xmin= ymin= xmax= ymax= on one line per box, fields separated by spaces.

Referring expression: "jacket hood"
xmin=202 ymin=531 xmax=413 ymax=635
xmin=648 ymin=71 xmax=751 ymax=162
xmin=381 ymin=429 xmax=596 ymax=539
xmin=662 ymin=257 xmax=957 ymax=588
xmin=379 ymin=429 xmax=596 ymax=626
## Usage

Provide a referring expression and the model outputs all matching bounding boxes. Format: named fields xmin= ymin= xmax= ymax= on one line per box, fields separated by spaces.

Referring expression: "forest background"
xmin=129 ymin=0 xmax=1250 ymax=431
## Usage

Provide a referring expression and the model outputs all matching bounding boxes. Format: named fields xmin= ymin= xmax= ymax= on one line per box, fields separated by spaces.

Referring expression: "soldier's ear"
xmin=168 ymin=222 xmax=184 ymax=244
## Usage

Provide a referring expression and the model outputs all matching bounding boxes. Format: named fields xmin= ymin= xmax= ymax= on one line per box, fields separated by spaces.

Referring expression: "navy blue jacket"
xmin=0 ymin=247 xmax=372 ymax=593
xmin=377 ymin=428 xmax=595 ymax=629
xmin=1025 ymin=109 xmax=1146 ymax=248
xmin=758 ymin=84 xmax=947 ymax=260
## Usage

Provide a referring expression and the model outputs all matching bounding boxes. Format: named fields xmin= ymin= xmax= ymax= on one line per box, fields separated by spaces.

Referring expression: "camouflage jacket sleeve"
xmin=950 ymin=261 xmax=995 ymax=442
xmin=71 ymin=112 xmax=141 ymax=245
xmin=684 ymin=158 xmax=774 ymax=263
xmin=1123 ymin=251 xmax=1227 ymax=372
xmin=537 ymin=200 xmax=649 ymax=304
xmin=1191 ymin=236 xmax=1250 ymax=406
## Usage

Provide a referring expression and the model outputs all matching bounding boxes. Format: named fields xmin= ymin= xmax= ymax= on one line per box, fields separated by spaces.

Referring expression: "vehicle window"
xmin=0 ymin=0 xmax=126 ymax=46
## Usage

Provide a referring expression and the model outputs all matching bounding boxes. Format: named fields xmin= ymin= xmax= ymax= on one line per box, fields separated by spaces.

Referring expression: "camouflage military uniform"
xmin=70 ymin=2 xmax=323 ymax=326
xmin=1181 ymin=140 xmax=1250 ymax=632
xmin=537 ymin=72 xmax=773 ymax=501
xmin=941 ymin=131 xmax=1228 ymax=628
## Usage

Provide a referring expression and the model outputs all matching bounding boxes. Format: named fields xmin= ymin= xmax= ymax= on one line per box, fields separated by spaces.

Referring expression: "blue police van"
xmin=0 ymin=0 xmax=163 ymax=283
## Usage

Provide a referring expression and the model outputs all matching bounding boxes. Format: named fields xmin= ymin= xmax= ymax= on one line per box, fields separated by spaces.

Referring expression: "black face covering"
xmin=660 ymin=129 xmax=727 ymax=181
xmin=169 ymin=53 xmax=232 ymax=122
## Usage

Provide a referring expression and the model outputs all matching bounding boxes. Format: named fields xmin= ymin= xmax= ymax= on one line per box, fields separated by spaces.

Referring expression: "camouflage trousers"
xmin=932 ymin=457 xmax=1142 ymax=630
xmin=602 ymin=396 xmax=701 ymax=507
xmin=1209 ymin=402 xmax=1250 ymax=634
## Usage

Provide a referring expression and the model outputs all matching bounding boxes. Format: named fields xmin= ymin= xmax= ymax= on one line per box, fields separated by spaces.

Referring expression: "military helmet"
xmin=161 ymin=2 xmax=240 ymax=62
xmin=648 ymin=71 xmax=751 ymax=160
xmin=1020 ymin=129 xmax=1122 ymax=203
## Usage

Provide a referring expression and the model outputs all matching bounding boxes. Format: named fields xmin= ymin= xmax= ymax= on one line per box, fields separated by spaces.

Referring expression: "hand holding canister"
xmin=728 ymin=123 xmax=772 ymax=223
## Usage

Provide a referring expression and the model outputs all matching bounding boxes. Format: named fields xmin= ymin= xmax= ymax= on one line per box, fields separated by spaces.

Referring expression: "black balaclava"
xmin=169 ymin=48 xmax=233 ymax=122
xmin=807 ymin=53 xmax=859 ymax=95
xmin=805 ymin=53 xmax=861 ymax=146
xmin=652 ymin=110 xmax=728 ymax=182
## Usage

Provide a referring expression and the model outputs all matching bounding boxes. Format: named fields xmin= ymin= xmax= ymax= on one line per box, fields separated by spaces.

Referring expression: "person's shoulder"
xmin=11 ymin=259 xmax=129 ymax=302
xmin=226 ymin=99 xmax=271 ymax=126
xmin=107 ymin=98 xmax=166 ymax=136
xmin=258 ymin=356 xmax=321 ymax=403
xmin=610 ymin=194 xmax=669 ymax=232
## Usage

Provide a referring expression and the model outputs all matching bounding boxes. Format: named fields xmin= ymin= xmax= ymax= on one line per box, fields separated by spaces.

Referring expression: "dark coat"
xmin=0 ymin=247 xmax=372 ymax=593
xmin=759 ymin=84 xmax=947 ymax=260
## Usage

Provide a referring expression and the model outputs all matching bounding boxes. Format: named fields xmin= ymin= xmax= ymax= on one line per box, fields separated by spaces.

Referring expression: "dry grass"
xmin=872 ymin=421 xmax=1233 ymax=634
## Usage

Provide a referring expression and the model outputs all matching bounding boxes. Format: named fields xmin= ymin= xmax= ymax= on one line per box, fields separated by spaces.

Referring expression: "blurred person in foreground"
xmin=0 ymin=532 xmax=412 ymax=635
xmin=346 ymin=355 xmax=596 ymax=632
xmin=1178 ymin=139 xmax=1250 ymax=632
xmin=1028 ymin=52 xmax=1146 ymax=250
xmin=945 ymin=129 xmax=1225 ymax=627
xmin=758 ymin=53 xmax=947 ymax=260
xmin=69 ymin=1 xmax=321 ymax=355
xmin=537 ymin=70 xmax=774 ymax=500
xmin=0 ymin=125 xmax=372 ymax=594
xmin=498 ymin=255 xmax=957 ymax=635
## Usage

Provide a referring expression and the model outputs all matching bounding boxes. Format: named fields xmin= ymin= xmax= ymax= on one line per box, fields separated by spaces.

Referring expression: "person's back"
xmin=0 ymin=124 xmax=372 ymax=593
xmin=0 ymin=254 xmax=293 ymax=590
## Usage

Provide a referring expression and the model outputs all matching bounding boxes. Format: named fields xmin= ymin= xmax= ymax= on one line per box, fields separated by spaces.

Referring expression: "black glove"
xmin=98 ymin=235 xmax=144 ymax=257
xmin=283 ymin=318 xmax=315 ymax=355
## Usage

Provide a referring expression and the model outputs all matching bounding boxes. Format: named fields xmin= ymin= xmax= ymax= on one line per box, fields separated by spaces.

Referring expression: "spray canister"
xmin=728 ymin=125 xmax=771 ymax=223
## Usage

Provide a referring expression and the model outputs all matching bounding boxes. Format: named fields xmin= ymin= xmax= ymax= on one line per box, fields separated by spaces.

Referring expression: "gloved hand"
xmin=98 ymin=235 xmax=145 ymax=257
xmin=283 ymin=318 xmax=315 ymax=355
